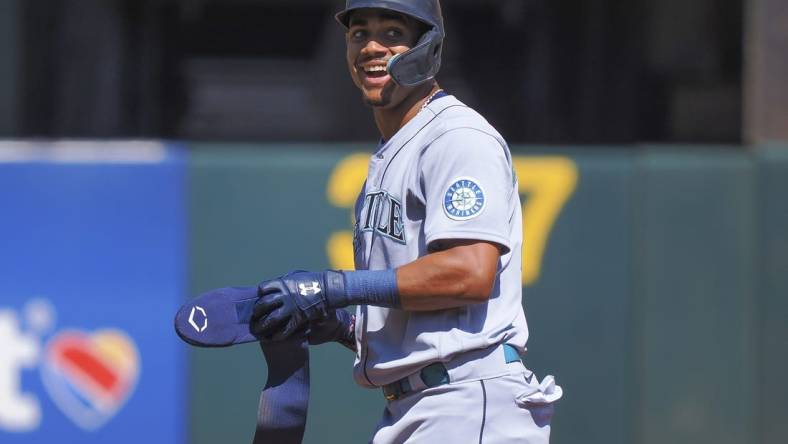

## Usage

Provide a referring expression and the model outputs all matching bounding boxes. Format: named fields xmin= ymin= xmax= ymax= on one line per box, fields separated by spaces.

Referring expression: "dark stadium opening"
xmin=9 ymin=0 xmax=747 ymax=145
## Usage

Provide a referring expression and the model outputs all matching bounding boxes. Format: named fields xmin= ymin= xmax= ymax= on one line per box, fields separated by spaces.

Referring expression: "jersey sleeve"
xmin=420 ymin=128 xmax=514 ymax=253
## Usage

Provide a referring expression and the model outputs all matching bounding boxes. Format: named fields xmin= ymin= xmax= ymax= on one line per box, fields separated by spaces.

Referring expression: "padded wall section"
xmin=756 ymin=145 xmax=788 ymax=444
xmin=633 ymin=149 xmax=756 ymax=444
xmin=187 ymin=144 xmax=786 ymax=444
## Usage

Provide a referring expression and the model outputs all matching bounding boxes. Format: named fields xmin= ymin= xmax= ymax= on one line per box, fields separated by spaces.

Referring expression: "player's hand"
xmin=307 ymin=308 xmax=356 ymax=350
xmin=251 ymin=271 xmax=345 ymax=341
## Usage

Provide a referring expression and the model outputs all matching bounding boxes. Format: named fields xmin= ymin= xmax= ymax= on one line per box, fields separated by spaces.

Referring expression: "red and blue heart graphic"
xmin=40 ymin=329 xmax=140 ymax=430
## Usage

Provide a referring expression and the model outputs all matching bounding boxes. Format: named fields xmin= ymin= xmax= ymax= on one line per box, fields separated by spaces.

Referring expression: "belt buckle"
xmin=382 ymin=383 xmax=400 ymax=401
xmin=383 ymin=377 xmax=412 ymax=401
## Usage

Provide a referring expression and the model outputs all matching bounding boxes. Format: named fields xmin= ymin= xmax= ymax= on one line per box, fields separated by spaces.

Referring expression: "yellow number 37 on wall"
xmin=326 ymin=154 xmax=578 ymax=287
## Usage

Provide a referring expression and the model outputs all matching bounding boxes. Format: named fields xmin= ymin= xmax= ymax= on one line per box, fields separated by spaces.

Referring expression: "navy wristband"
xmin=338 ymin=269 xmax=401 ymax=309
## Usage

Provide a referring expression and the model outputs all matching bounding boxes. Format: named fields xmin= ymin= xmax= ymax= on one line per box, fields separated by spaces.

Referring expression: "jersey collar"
xmin=374 ymin=94 xmax=462 ymax=158
xmin=422 ymin=93 xmax=462 ymax=115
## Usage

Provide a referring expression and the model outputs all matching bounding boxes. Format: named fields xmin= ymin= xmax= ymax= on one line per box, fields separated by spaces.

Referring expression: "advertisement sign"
xmin=0 ymin=142 xmax=186 ymax=443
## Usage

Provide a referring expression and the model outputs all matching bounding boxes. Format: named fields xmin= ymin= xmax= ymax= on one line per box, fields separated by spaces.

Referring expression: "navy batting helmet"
xmin=335 ymin=0 xmax=445 ymax=87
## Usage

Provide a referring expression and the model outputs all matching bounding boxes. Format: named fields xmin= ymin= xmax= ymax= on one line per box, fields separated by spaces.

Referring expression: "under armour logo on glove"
xmin=298 ymin=282 xmax=322 ymax=296
xmin=252 ymin=271 xmax=346 ymax=341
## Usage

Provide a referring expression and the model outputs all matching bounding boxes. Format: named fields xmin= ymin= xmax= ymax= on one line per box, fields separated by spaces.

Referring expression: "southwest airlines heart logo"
xmin=40 ymin=329 xmax=140 ymax=430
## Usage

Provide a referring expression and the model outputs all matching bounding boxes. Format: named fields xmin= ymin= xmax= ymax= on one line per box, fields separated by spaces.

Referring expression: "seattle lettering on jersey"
xmin=358 ymin=190 xmax=405 ymax=244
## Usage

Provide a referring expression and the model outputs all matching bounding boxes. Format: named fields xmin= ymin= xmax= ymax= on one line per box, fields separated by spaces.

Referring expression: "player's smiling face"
xmin=345 ymin=9 xmax=422 ymax=108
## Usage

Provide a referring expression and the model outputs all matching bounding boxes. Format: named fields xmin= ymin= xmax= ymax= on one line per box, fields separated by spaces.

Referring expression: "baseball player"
xmin=177 ymin=1 xmax=562 ymax=442
xmin=249 ymin=1 xmax=563 ymax=442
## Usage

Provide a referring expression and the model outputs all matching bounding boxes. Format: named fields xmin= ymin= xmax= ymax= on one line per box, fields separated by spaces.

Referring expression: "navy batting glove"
xmin=251 ymin=271 xmax=345 ymax=341
xmin=307 ymin=309 xmax=356 ymax=351
xmin=252 ymin=269 xmax=400 ymax=341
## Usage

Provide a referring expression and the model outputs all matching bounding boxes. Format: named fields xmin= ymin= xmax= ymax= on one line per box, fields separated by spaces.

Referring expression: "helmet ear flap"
xmin=387 ymin=29 xmax=443 ymax=87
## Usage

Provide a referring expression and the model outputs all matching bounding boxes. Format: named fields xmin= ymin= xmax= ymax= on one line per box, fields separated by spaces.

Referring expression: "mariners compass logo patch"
xmin=443 ymin=177 xmax=486 ymax=220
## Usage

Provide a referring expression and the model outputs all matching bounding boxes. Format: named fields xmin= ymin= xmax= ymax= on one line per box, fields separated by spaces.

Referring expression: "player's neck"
xmin=373 ymin=84 xmax=441 ymax=141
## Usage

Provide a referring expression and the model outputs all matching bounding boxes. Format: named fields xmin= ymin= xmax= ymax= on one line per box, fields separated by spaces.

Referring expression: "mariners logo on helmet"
xmin=443 ymin=177 xmax=486 ymax=221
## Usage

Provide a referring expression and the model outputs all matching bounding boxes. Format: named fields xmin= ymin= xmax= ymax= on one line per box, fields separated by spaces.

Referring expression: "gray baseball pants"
xmin=370 ymin=352 xmax=560 ymax=443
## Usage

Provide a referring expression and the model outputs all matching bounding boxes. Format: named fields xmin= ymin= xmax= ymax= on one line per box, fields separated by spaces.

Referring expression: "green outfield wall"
xmin=186 ymin=144 xmax=788 ymax=444
xmin=757 ymin=146 xmax=788 ymax=444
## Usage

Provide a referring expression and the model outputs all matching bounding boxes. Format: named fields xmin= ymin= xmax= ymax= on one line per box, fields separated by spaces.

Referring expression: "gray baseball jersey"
xmin=351 ymin=94 xmax=528 ymax=388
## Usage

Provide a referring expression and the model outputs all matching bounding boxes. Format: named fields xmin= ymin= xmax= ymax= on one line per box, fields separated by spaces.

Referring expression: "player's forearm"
xmin=332 ymin=241 xmax=498 ymax=311
xmin=335 ymin=241 xmax=498 ymax=311
xmin=395 ymin=242 xmax=498 ymax=311
xmin=330 ymin=265 xmax=493 ymax=312
xmin=251 ymin=242 xmax=500 ymax=339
